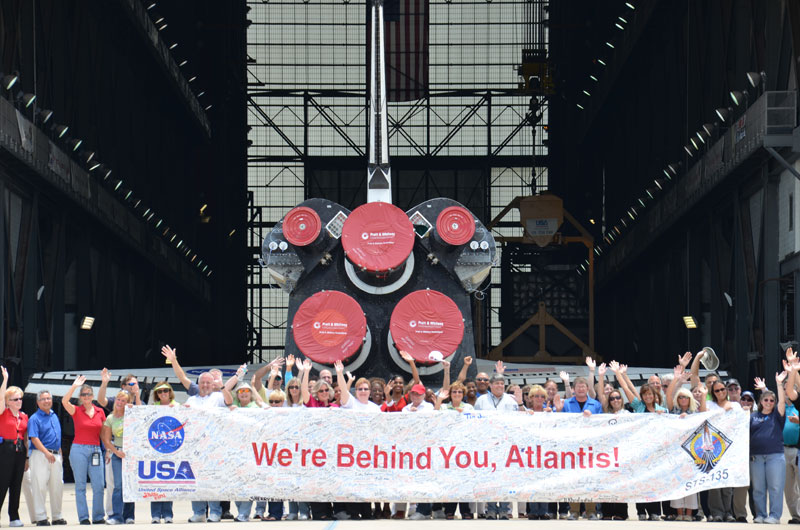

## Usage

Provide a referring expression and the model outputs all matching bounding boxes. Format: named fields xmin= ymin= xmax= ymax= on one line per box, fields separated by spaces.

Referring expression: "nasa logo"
xmin=148 ymin=416 xmax=187 ymax=454
xmin=409 ymin=320 xmax=417 ymax=328
xmin=137 ymin=460 xmax=195 ymax=482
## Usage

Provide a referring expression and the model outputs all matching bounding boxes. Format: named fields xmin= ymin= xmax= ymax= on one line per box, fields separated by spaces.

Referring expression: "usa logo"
xmin=148 ymin=416 xmax=187 ymax=454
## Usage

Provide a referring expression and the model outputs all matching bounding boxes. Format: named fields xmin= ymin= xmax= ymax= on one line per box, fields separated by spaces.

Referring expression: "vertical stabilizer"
xmin=367 ymin=0 xmax=392 ymax=203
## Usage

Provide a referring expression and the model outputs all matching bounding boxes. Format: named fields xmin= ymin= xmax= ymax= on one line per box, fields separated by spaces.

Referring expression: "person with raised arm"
xmin=381 ymin=351 xmax=421 ymax=413
xmin=148 ymin=382 xmax=177 ymax=524
xmin=97 ymin=369 xmax=142 ymax=409
xmin=454 ymin=356 xmax=472 ymax=384
xmin=748 ymin=371 xmax=788 ymax=523
xmin=61 ymin=375 xmax=106 ymax=525
xmin=252 ymin=357 xmax=285 ymax=402
xmin=161 ymin=344 xmax=201 ymax=396
xmin=101 ymin=391 xmax=134 ymax=525
xmin=689 ymin=349 xmax=720 ymax=400
xmin=0 ymin=366 xmax=28 ymax=528
xmin=585 ymin=356 xmax=598 ymax=399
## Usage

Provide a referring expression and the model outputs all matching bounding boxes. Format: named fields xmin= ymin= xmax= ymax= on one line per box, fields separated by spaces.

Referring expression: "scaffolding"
xmin=246 ymin=0 xmax=550 ymax=361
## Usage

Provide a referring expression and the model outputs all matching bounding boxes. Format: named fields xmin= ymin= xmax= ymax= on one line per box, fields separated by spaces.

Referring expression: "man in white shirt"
xmin=402 ymin=384 xmax=434 ymax=413
xmin=186 ymin=372 xmax=227 ymax=522
xmin=474 ymin=375 xmax=523 ymax=519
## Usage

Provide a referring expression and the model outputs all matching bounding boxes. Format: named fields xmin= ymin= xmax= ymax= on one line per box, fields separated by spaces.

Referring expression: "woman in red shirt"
xmin=0 ymin=366 xmax=28 ymax=527
xmin=62 ymin=375 xmax=106 ymax=525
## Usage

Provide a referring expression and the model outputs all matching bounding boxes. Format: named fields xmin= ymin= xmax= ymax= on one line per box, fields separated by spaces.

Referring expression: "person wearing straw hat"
xmin=149 ymin=382 xmax=178 ymax=523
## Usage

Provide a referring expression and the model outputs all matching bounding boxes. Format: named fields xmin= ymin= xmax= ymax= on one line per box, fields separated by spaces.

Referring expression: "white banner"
xmin=122 ymin=407 xmax=749 ymax=503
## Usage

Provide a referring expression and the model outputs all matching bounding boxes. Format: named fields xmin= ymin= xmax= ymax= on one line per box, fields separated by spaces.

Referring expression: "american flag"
xmin=382 ymin=0 xmax=429 ymax=102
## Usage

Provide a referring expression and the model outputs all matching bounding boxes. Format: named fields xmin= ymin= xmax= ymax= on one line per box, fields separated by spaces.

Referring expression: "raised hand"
xmin=512 ymin=386 xmax=523 ymax=405
xmin=754 ymin=377 xmax=767 ymax=392
xmin=597 ymin=363 xmax=607 ymax=378
xmin=619 ymin=364 xmax=628 ymax=374
xmin=673 ymin=364 xmax=684 ymax=379
xmin=463 ymin=356 xmax=473 ymax=366
xmin=784 ymin=359 xmax=799 ymax=373
xmin=286 ymin=354 xmax=295 ymax=368
xmin=441 ymin=359 xmax=451 ymax=370
xmin=495 ymin=360 xmax=506 ymax=375
xmin=334 ymin=360 xmax=344 ymax=374
xmin=0 ymin=365 xmax=7 ymax=383
xmin=236 ymin=363 xmax=247 ymax=378
xmin=559 ymin=370 xmax=570 ymax=384
xmin=585 ymin=356 xmax=596 ymax=371
xmin=776 ymin=371 xmax=788 ymax=385
xmin=788 ymin=347 xmax=798 ymax=365
xmin=101 ymin=367 xmax=111 ymax=384
xmin=161 ymin=345 xmax=177 ymax=363
xmin=345 ymin=371 xmax=355 ymax=386
xmin=608 ymin=360 xmax=620 ymax=373
xmin=437 ymin=388 xmax=449 ymax=401
xmin=302 ymin=359 xmax=312 ymax=372
xmin=399 ymin=350 xmax=415 ymax=364
xmin=73 ymin=375 xmax=86 ymax=387
xmin=678 ymin=351 xmax=692 ymax=368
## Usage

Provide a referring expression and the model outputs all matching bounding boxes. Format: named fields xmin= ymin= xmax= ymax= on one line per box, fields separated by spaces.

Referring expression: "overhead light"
xmin=625 ymin=2 xmax=635 ymax=9
xmin=583 ymin=90 xmax=591 ymax=96
xmin=156 ymin=219 xmax=163 ymax=228
xmin=80 ymin=316 xmax=95 ymax=330
xmin=746 ymin=71 xmax=765 ymax=89
xmin=82 ymin=150 xmax=95 ymax=163
xmin=576 ymin=103 xmax=584 ymax=110
xmin=53 ymin=124 xmax=69 ymax=138
xmin=701 ymin=123 xmax=715 ymax=137
xmin=154 ymin=17 xmax=165 ymax=24
xmin=88 ymin=160 xmax=100 ymax=171
xmin=228 ymin=229 xmax=236 ymax=237
xmin=684 ymin=144 xmax=695 ymax=157
xmin=723 ymin=292 xmax=734 ymax=307
xmin=204 ymin=104 xmax=213 ymax=111
xmin=1 ymin=72 xmax=19 ymax=90
xmin=158 ymin=23 xmax=168 ymax=31
xmin=615 ymin=23 xmax=624 ymax=30
xmin=143 ymin=208 xmax=151 ymax=217
xmin=207 ymin=270 xmax=213 ymax=277
xmin=589 ymin=218 xmax=596 ymax=225
xmin=38 ymin=109 xmax=53 ymax=124
xmin=715 ymin=107 xmax=732 ymax=123
xmin=199 ymin=203 xmax=208 ymax=215
xmin=689 ymin=137 xmax=700 ymax=150
xmin=197 ymin=91 xmax=205 ymax=97
xmin=664 ymin=163 xmax=680 ymax=178
xmin=618 ymin=16 xmax=628 ymax=23
xmin=147 ymin=2 xmax=157 ymax=9
xmin=654 ymin=178 xmax=665 ymax=190
xmin=67 ymin=138 xmax=83 ymax=151
xmin=98 ymin=165 xmax=112 ymax=179
xmin=125 ymin=191 xmax=133 ymax=200
xmin=597 ymin=59 xmax=607 ymax=66
xmin=17 ymin=92 xmax=36 ymax=108
xmin=170 ymin=234 xmax=176 ymax=242
xmin=682 ymin=316 xmax=697 ymax=329
xmin=169 ymin=43 xmax=178 ymax=50
xmin=605 ymin=42 xmax=615 ymax=49
xmin=695 ymin=129 xmax=709 ymax=144
xmin=645 ymin=189 xmax=654 ymax=199
xmin=114 ymin=180 xmax=123 ymax=191
xmin=188 ymin=76 xmax=197 ymax=83
xmin=589 ymin=75 xmax=598 ymax=81
xmin=729 ymin=90 xmax=747 ymax=106
xmin=179 ymin=60 xmax=188 ymax=67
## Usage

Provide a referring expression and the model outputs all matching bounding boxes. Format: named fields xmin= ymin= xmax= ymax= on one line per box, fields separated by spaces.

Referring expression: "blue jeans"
xmin=528 ymin=502 xmax=548 ymax=516
xmin=750 ymin=453 xmax=785 ymax=520
xmin=110 ymin=454 xmax=135 ymax=522
xmin=191 ymin=501 xmax=222 ymax=519
xmin=235 ymin=501 xmax=252 ymax=520
xmin=150 ymin=502 xmax=173 ymax=519
xmin=69 ymin=444 xmax=105 ymax=522
xmin=268 ymin=501 xmax=284 ymax=519
xmin=254 ymin=501 xmax=266 ymax=517
xmin=416 ymin=503 xmax=432 ymax=516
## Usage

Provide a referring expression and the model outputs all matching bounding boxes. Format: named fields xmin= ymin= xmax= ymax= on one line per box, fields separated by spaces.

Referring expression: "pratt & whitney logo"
xmin=681 ymin=420 xmax=732 ymax=473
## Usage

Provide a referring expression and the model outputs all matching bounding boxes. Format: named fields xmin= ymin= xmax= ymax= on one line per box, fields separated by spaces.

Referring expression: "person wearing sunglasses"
xmin=101 ymin=391 xmax=135 ymax=525
xmin=62 ymin=375 xmax=106 ymax=525
xmin=0 ymin=366 xmax=28 ymax=528
xmin=702 ymin=379 xmax=741 ymax=522
xmin=147 ymin=382 xmax=177 ymax=523
xmin=749 ymin=372 xmax=788 ymax=524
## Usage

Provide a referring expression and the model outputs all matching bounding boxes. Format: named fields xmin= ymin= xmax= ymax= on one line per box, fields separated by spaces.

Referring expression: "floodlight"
xmin=67 ymin=138 xmax=82 ymax=151
xmin=729 ymin=90 xmax=748 ymax=107
xmin=1 ymin=72 xmax=19 ymax=90
xmin=701 ymin=123 xmax=715 ymax=136
xmin=746 ymin=71 xmax=765 ymax=89
xmin=52 ymin=124 xmax=69 ymax=138
xmin=715 ymin=107 xmax=732 ymax=123
xmin=17 ymin=92 xmax=36 ymax=108
xmin=80 ymin=316 xmax=95 ymax=330
xmin=38 ymin=109 xmax=53 ymax=124
xmin=682 ymin=316 xmax=697 ymax=329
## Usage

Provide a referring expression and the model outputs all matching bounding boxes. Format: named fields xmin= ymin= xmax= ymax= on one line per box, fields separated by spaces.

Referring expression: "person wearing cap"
xmin=722 ymin=377 xmax=750 ymax=522
xmin=148 ymin=382 xmax=177 ymax=523
xmin=400 ymin=383 xmax=434 ymax=520
xmin=27 ymin=389 xmax=67 ymax=527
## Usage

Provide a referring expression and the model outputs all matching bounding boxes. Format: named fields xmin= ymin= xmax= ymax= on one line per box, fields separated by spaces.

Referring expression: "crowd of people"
xmin=0 ymin=346 xmax=797 ymax=524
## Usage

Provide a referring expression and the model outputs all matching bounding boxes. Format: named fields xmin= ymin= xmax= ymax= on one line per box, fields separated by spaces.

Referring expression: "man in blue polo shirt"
xmin=561 ymin=377 xmax=603 ymax=520
xmin=27 ymin=390 xmax=66 ymax=526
